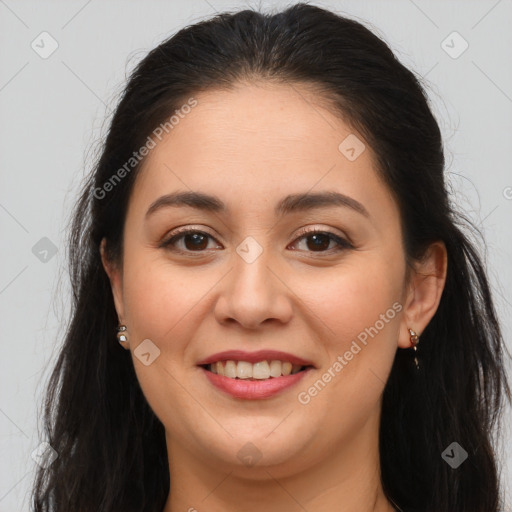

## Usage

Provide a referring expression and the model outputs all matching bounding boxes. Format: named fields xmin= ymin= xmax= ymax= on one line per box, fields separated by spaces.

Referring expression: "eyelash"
xmin=160 ymin=226 xmax=353 ymax=255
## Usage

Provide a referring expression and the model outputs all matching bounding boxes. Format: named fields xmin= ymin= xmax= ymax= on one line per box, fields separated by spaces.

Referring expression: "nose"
xmin=214 ymin=243 xmax=293 ymax=330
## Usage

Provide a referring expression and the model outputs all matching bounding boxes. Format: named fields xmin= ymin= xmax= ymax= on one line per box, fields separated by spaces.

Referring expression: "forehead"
xmin=163 ymin=82 xmax=356 ymax=160
xmin=129 ymin=82 xmax=395 ymax=222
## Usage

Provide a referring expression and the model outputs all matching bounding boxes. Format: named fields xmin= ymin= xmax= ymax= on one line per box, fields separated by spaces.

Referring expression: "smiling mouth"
xmin=199 ymin=360 xmax=314 ymax=380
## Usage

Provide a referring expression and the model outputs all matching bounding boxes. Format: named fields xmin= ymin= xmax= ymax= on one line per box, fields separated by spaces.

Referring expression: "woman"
xmin=32 ymin=3 xmax=511 ymax=512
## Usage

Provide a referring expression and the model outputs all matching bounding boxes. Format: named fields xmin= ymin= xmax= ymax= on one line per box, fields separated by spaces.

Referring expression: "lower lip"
xmin=200 ymin=366 xmax=313 ymax=399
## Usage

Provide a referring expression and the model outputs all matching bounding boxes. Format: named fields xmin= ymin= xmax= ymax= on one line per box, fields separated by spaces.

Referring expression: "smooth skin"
xmin=101 ymin=82 xmax=447 ymax=512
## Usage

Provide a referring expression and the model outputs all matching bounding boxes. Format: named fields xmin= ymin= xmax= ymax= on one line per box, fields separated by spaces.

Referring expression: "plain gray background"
xmin=1 ymin=0 xmax=511 ymax=510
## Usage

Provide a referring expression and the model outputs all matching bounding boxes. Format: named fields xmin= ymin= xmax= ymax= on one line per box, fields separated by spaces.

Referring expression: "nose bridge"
xmin=235 ymin=234 xmax=274 ymax=292
xmin=216 ymin=234 xmax=292 ymax=328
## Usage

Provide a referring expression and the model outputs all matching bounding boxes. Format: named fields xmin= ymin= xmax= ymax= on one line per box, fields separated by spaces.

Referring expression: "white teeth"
xmin=269 ymin=360 xmax=282 ymax=377
xmin=207 ymin=359 xmax=305 ymax=379
xmin=252 ymin=361 xmax=270 ymax=379
xmin=236 ymin=361 xmax=253 ymax=379
xmin=224 ymin=360 xmax=237 ymax=379
xmin=282 ymin=361 xmax=292 ymax=376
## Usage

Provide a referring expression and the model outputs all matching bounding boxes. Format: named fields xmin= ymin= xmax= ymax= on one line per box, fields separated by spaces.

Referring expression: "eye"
xmin=289 ymin=227 xmax=353 ymax=253
xmin=160 ymin=226 xmax=353 ymax=255
xmin=160 ymin=227 xmax=221 ymax=253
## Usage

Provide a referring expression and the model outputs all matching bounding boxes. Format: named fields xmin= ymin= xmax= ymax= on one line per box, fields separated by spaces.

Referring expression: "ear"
xmin=398 ymin=241 xmax=448 ymax=349
xmin=100 ymin=238 xmax=125 ymax=323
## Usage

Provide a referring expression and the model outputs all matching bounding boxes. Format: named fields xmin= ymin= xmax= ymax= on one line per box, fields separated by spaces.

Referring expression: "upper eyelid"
xmin=162 ymin=225 xmax=351 ymax=248
xmin=164 ymin=224 xmax=348 ymax=239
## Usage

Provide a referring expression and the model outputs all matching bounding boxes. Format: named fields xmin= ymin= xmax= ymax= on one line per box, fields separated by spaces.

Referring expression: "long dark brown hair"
xmin=32 ymin=3 xmax=511 ymax=511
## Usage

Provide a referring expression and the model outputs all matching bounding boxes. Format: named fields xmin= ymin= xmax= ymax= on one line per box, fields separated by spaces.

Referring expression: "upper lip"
xmin=197 ymin=350 xmax=316 ymax=368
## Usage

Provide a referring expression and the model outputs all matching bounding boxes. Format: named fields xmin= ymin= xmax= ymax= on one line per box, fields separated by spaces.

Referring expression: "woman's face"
xmin=104 ymin=82 xmax=415 ymax=479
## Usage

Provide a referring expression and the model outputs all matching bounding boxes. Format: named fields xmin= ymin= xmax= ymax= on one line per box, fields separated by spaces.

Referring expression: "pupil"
xmin=185 ymin=233 xmax=207 ymax=250
xmin=308 ymin=234 xmax=329 ymax=251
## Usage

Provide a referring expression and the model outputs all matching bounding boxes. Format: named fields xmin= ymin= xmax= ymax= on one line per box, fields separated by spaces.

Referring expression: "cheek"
xmin=291 ymin=263 xmax=402 ymax=433
xmin=119 ymin=257 xmax=212 ymax=431
xmin=122 ymin=253 xmax=210 ymax=335
xmin=300 ymin=258 xmax=403 ymax=346
xmin=298 ymin=258 xmax=403 ymax=403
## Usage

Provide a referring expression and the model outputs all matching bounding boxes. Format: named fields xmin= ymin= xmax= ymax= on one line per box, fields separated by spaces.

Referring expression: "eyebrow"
xmin=145 ymin=190 xmax=370 ymax=219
